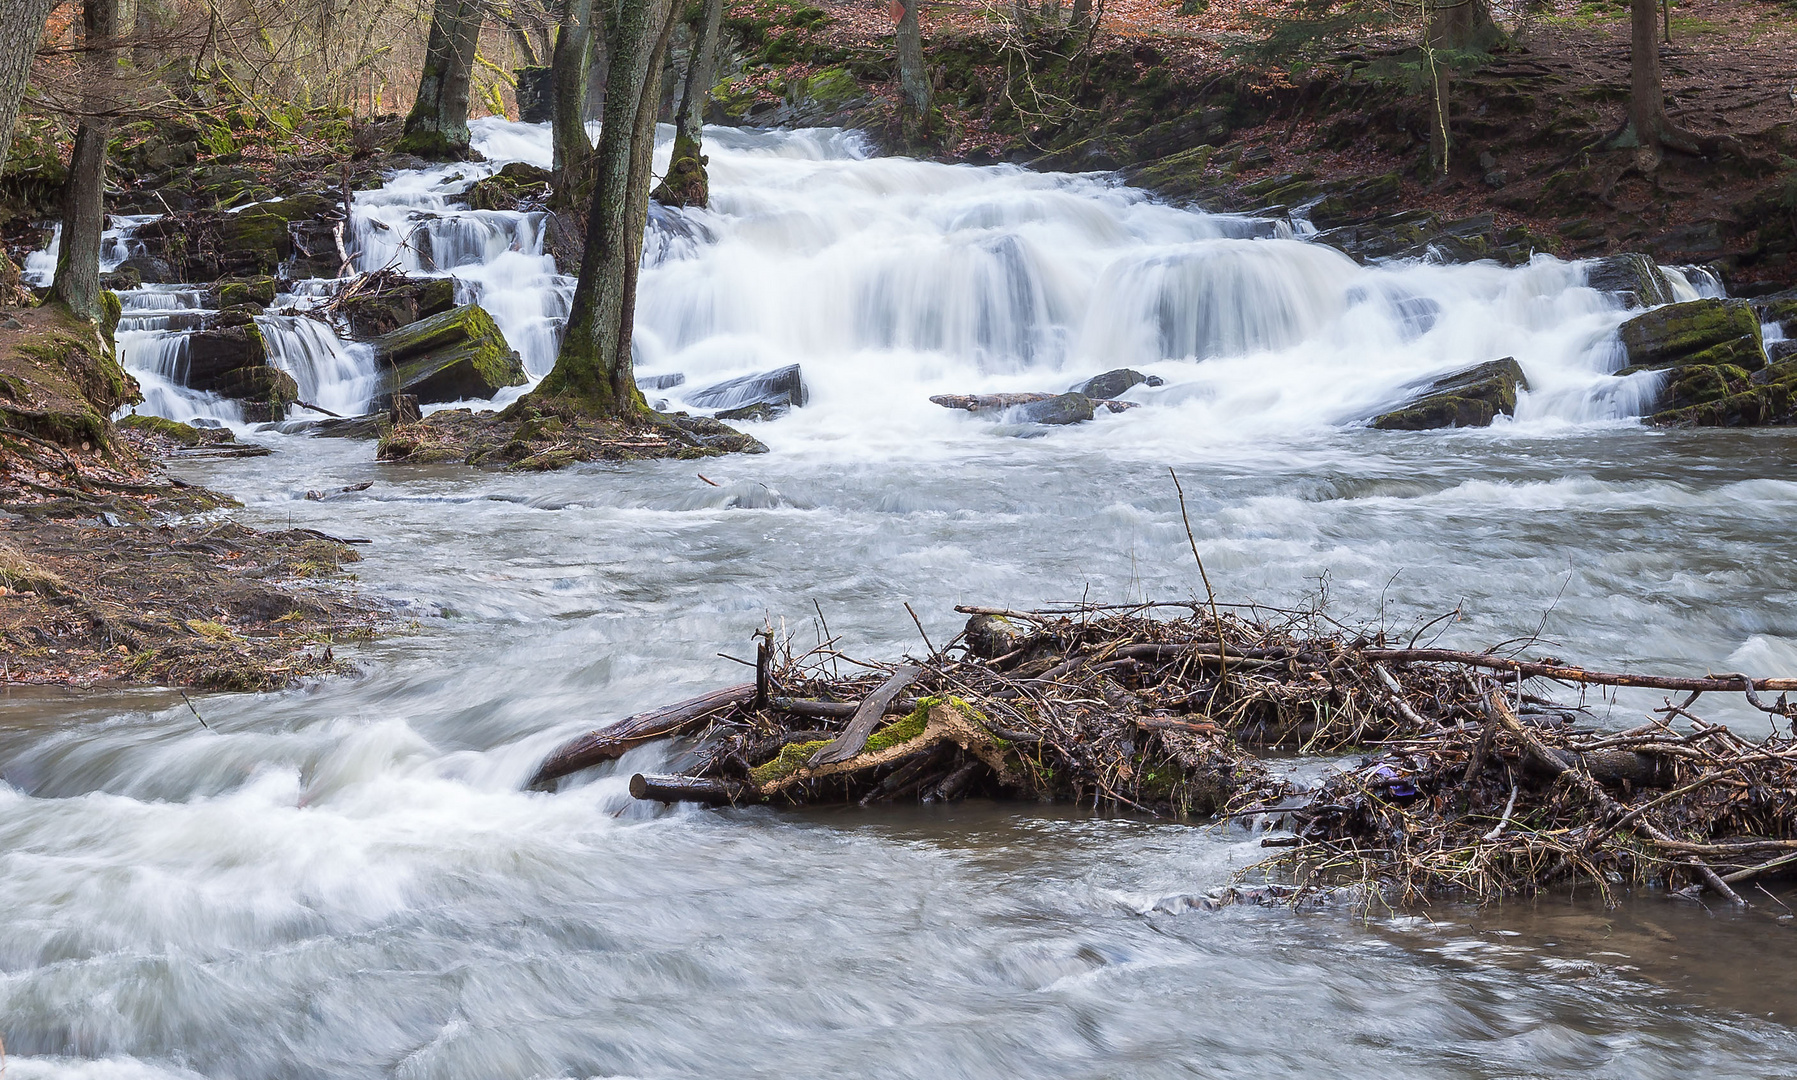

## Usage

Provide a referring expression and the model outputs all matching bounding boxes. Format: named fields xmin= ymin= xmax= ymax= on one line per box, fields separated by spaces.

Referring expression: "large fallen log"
xmin=1365 ymin=648 xmax=1797 ymax=694
xmin=527 ymin=683 xmax=755 ymax=789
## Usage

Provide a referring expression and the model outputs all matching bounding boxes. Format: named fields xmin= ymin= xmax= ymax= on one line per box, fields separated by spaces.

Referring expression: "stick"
xmin=808 ymin=665 xmax=922 ymax=766
xmin=1366 ymin=650 xmax=1797 ymax=693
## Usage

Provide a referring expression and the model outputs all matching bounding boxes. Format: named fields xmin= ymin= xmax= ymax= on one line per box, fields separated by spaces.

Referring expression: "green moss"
xmin=1619 ymin=298 xmax=1764 ymax=372
xmin=216 ymin=277 xmax=278 ymax=307
xmin=118 ymin=414 xmax=207 ymax=445
xmin=750 ymin=739 xmax=833 ymax=785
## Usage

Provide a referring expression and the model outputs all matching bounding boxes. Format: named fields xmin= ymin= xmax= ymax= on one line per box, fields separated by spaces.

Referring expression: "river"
xmin=4 ymin=121 xmax=1797 ymax=1076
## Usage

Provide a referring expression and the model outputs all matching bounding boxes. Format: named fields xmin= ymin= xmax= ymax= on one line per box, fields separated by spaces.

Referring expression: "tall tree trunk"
xmin=535 ymin=0 xmax=681 ymax=416
xmin=52 ymin=0 xmax=119 ymax=325
xmin=895 ymin=0 xmax=930 ymax=121
xmin=1068 ymin=0 xmax=1092 ymax=31
xmin=651 ymin=0 xmax=722 ymax=209
xmin=399 ymin=0 xmax=485 ymax=159
xmin=551 ymin=0 xmax=594 ymax=174
xmin=0 ymin=0 xmax=57 ymax=175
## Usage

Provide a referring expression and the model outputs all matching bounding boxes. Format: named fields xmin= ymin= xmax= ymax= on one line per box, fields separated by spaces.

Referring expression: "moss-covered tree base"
xmin=651 ymin=135 xmax=710 ymax=209
xmin=376 ymin=398 xmax=768 ymax=469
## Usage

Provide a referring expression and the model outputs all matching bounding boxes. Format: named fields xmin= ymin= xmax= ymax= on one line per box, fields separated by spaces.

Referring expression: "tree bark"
xmin=0 ymin=0 xmax=56 ymax=176
xmin=51 ymin=0 xmax=119 ymax=325
xmin=651 ymin=0 xmax=722 ymax=208
xmin=399 ymin=0 xmax=485 ymax=159
xmin=1068 ymin=0 xmax=1092 ymax=30
xmin=895 ymin=0 xmax=930 ymax=119
xmin=535 ymin=0 xmax=682 ymax=415
xmin=529 ymin=683 xmax=755 ymax=788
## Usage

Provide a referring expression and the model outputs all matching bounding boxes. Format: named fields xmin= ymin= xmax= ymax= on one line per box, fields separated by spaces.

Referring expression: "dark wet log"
xmin=772 ymin=696 xmax=917 ymax=719
xmin=528 ymin=683 xmax=754 ymax=788
xmin=1519 ymin=745 xmax=1679 ymax=788
xmin=630 ymin=772 xmax=749 ymax=805
xmin=808 ymin=666 xmax=922 ymax=766
xmin=1367 ymin=649 xmax=1797 ymax=693
xmin=929 ymin=393 xmax=1138 ymax=414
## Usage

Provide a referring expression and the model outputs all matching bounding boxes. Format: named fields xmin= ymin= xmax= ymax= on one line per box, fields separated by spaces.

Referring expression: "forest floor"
xmin=729 ymin=0 xmax=1797 ymax=288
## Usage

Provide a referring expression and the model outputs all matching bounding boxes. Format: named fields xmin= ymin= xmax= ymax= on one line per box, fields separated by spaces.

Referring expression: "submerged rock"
xmin=1583 ymin=253 xmax=1674 ymax=308
xmin=1071 ymin=368 xmax=1163 ymax=399
xmin=638 ymin=372 xmax=686 ymax=390
xmin=1616 ymin=298 xmax=1765 ymax=373
xmin=1014 ymin=392 xmax=1096 ymax=425
xmin=686 ymin=364 xmax=807 ymax=418
xmin=370 ymin=303 xmax=528 ymax=407
xmin=1371 ymin=358 xmax=1529 ymax=430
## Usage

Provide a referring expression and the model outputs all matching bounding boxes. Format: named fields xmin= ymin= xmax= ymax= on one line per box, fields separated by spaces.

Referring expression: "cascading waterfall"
xmin=114 ymin=286 xmax=244 ymax=424
xmin=21 ymin=118 xmax=1743 ymax=440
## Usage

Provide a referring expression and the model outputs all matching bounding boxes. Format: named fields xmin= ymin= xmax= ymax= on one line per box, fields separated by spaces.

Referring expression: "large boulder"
xmin=1584 ymin=254 xmax=1674 ymax=308
xmin=687 ymin=364 xmax=807 ymax=419
xmin=370 ymin=303 xmax=527 ymax=407
xmin=340 ymin=276 xmax=457 ymax=339
xmin=183 ymin=324 xmax=268 ymax=390
xmin=212 ymin=276 xmax=278 ymax=308
xmin=1616 ymin=298 xmax=1765 ymax=373
xmin=129 ymin=192 xmax=343 ymax=281
xmin=1371 ymin=358 xmax=1529 ymax=430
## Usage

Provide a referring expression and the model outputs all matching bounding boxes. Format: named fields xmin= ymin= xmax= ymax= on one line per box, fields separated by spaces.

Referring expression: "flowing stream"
xmin=6 ymin=121 xmax=1797 ymax=1076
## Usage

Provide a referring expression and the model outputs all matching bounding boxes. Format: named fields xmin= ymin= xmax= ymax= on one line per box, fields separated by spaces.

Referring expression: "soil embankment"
xmin=1 ymin=303 xmax=383 ymax=688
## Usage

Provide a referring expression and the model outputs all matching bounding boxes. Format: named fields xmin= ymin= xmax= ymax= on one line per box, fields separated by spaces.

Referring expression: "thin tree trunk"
xmin=1068 ymin=0 xmax=1091 ymax=30
xmin=399 ymin=0 xmax=485 ymax=159
xmin=52 ymin=0 xmax=119 ymax=325
xmin=0 ymin=0 xmax=56 ymax=176
xmin=895 ymin=0 xmax=930 ymax=119
xmin=651 ymin=0 xmax=722 ymax=208
xmin=536 ymin=0 xmax=681 ymax=415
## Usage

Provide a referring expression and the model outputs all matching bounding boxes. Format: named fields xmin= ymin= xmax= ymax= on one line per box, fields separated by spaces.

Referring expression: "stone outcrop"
xmin=465 ymin=163 xmax=554 ymax=212
xmin=1371 ymin=358 xmax=1529 ymax=430
xmin=369 ymin=303 xmax=528 ymax=408
xmin=1071 ymin=368 xmax=1163 ymax=399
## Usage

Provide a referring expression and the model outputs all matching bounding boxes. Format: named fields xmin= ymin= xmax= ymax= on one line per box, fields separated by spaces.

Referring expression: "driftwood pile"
xmin=528 ymin=603 xmax=1797 ymax=907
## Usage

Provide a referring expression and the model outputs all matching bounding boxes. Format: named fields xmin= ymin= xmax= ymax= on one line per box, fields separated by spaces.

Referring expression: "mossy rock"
xmin=184 ymin=324 xmax=270 ymax=390
xmin=115 ymin=413 xmax=212 ymax=445
xmin=467 ymin=162 xmax=553 ymax=211
xmin=1651 ymin=380 xmax=1797 ymax=427
xmin=1372 ymin=358 xmax=1528 ymax=430
xmin=1655 ymin=364 xmax=1756 ymax=411
xmin=1617 ymin=298 xmax=1764 ymax=373
xmin=803 ymin=66 xmax=863 ymax=110
xmin=1 ymin=303 xmax=141 ymax=449
xmin=215 ymin=277 xmax=278 ymax=307
xmin=1751 ymin=288 xmax=1797 ymax=338
xmin=371 ymin=303 xmax=527 ymax=406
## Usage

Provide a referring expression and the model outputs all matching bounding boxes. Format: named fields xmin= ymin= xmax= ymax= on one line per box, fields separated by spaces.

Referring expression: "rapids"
xmin=5 ymin=122 xmax=1797 ymax=1075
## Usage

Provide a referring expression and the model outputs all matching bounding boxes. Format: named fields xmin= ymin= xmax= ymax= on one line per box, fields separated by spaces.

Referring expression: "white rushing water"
xmin=9 ymin=121 xmax=1797 ymax=1078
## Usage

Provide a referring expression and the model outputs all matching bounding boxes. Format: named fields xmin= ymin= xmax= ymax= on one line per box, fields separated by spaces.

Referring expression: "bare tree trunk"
xmin=551 ymin=0 xmax=594 ymax=174
xmin=895 ymin=0 xmax=930 ymax=121
xmin=0 ymin=0 xmax=56 ymax=175
xmin=651 ymin=0 xmax=722 ymax=208
xmin=52 ymin=0 xmax=120 ymax=325
xmin=1068 ymin=0 xmax=1091 ymax=30
xmin=535 ymin=0 xmax=681 ymax=415
xmin=399 ymin=0 xmax=485 ymax=159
